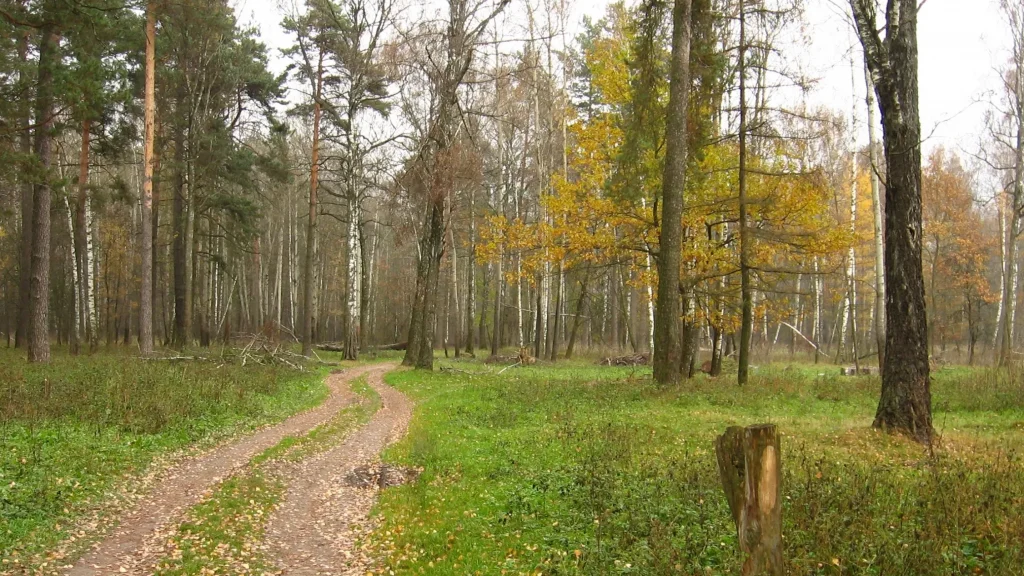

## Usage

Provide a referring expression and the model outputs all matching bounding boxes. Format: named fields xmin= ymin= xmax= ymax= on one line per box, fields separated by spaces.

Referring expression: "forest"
xmin=1 ymin=0 xmax=1024 ymax=574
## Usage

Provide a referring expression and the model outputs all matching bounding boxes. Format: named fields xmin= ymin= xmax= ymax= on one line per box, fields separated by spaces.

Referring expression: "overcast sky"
xmin=233 ymin=0 xmax=1015 ymax=180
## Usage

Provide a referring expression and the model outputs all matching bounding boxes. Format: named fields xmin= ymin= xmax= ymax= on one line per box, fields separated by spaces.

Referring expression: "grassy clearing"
xmin=370 ymin=359 xmax=1024 ymax=575
xmin=154 ymin=375 xmax=380 ymax=576
xmin=0 ymin=347 xmax=341 ymax=569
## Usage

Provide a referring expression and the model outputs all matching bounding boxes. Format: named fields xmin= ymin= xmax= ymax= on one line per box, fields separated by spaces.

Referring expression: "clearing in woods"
xmin=366 ymin=359 xmax=1024 ymax=575
xmin=5 ymin=356 xmax=1024 ymax=575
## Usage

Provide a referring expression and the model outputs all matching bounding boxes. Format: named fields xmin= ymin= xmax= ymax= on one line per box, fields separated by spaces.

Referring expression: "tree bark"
xmin=28 ymin=26 xmax=60 ymax=363
xmin=301 ymin=57 xmax=323 ymax=357
xmin=715 ymin=425 xmax=783 ymax=576
xmin=140 ymin=2 xmax=157 ymax=355
xmin=73 ymin=120 xmax=92 ymax=353
xmin=850 ymin=0 xmax=933 ymax=443
xmin=16 ymin=29 xmax=31 ymax=349
xmin=491 ymin=249 xmax=503 ymax=357
xmin=737 ymin=1 xmax=753 ymax=385
xmin=359 ymin=215 xmax=372 ymax=353
xmin=172 ymin=105 xmax=189 ymax=348
xmin=565 ymin=268 xmax=590 ymax=359
xmin=865 ymin=64 xmax=886 ymax=370
xmin=999 ymin=0 xmax=1024 ymax=365
xmin=464 ymin=188 xmax=476 ymax=354
xmin=404 ymin=201 xmax=445 ymax=368
xmin=344 ymin=193 xmax=360 ymax=359
xmin=653 ymin=0 xmax=692 ymax=384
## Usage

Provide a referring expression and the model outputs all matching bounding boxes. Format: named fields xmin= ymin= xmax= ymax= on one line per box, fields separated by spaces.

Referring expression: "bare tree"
xmin=403 ymin=0 xmax=511 ymax=369
xmin=995 ymin=0 xmax=1024 ymax=367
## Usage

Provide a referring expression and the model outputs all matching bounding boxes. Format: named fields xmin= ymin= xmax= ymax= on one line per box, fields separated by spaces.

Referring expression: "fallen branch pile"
xmin=144 ymin=334 xmax=340 ymax=371
xmin=598 ymin=353 xmax=650 ymax=366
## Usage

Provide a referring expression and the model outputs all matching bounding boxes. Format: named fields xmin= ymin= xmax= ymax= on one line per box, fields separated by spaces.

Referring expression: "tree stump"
xmin=714 ymin=424 xmax=782 ymax=576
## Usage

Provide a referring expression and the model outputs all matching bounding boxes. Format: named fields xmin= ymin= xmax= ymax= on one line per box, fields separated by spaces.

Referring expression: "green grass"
xmin=154 ymin=375 xmax=379 ymax=576
xmin=369 ymin=359 xmax=1024 ymax=575
xmin=0 ymin=347 xmax=338 ymax=570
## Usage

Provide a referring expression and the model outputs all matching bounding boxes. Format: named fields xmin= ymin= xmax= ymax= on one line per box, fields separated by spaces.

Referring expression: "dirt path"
xmin=264 ymin=363 xmax=412 ymax=575
xmin=65 ymin=364 xmax=389 ymax=576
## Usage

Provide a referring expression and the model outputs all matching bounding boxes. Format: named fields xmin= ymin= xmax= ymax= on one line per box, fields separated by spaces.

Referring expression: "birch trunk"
xmin=865 ymin=62 xmax=886 ymax=369
xmin=344 ymin=194 xmax=361 ymax=359
xmin=74 ymin=120 xmax=92 ymax=352
xmin=995 ymin=196 xmax=1006 ymax=350
xmin=465 ymin=189 xmax=476 ymax=354
xmin=65 ymin=197 xmax=81 ymax=352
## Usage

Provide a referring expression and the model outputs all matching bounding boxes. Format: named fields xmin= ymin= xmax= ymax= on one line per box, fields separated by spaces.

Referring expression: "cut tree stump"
xmin=714 ymin=424 xmax=782 ymax=576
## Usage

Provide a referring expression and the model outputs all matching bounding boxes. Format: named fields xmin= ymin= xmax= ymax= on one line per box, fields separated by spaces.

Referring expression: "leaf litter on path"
xmin=59 ymin=365 xmax=391 ymax=576
xmin=263 ymin=364 xmax=413 ymax=575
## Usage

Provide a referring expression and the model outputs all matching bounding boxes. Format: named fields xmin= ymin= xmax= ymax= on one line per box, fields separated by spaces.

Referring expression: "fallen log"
xmin=373 ymin=342 xmax=408 ymax=351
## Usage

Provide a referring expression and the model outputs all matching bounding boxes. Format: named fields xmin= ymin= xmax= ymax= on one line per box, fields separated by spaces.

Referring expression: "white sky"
xmin=233 ymin=0 xmax=1015 ymax=166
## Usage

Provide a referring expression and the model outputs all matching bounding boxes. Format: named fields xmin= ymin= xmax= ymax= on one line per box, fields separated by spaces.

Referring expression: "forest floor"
xmin=0 ymin=349 xmax=412 ymax=575
xmin=367 ymin=356 xmax=1024 ymax=575
xmin=0 ymin=347 xmax=333 ymax=572
xmin=5 ymin=351 xmax=1024 ymax=575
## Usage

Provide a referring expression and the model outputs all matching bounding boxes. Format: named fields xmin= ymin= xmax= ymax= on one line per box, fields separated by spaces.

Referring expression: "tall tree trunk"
xmin=302 ymin=59 xmax=323 ymax=357
xmin=89 ymin=201 xmax=99 ymax=346
xmin=995 ymin=196 xmax=1007 ymax=353
xmin=449 ymin=221 xmax=461 ymax=356
xmin=172 ymin=114 xmax=188 ymax=347
xmin=549 ymin=261 xmax=563 ymax=361
xmin=565 ymin=268 xmax=590 ymax=359
xmin=478 ymin=261 xmax=490 ymax=350
xmin=74 ymin=119 xmax=92 ymax=353
xmin=65 ymin=197 xmax=80 ymax=354
xmin=28 ymin=26 xmax=60 ymax=363
xmin=1000 ymin=3 xmax=1024 ymax=363
xmin=680 ymin=289 xmax=699 ymax=377
xmin=140 ymin=2 xmax=156 ymax=355
xmin=737 ymin=1 xmax=753 ymax=385
xmin=490 ymin=250 xmax=503 ymax=356
xmin=359 ymin=215 xmax=372 ymax=353
xmin=865 ymin=64 xmax=886 ymax=370
xmin=851 ymin=0 xmax=933 ymax=443
xmin=16 ymin=29 xmax=31 ymax=349
xmin=464 ymin=188 xmax=476 ymax=355
xmin=405 ymin=201 xmax=445 ymax=368
xmin=344 ymin=194 xmax=360 ymax=359
xmin=653 ymin=0 xmax=692 ymax=384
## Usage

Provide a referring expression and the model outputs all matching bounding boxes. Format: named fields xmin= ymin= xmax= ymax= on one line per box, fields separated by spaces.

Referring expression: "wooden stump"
xmin=714 ymin=424 xmax=782 ymax=576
